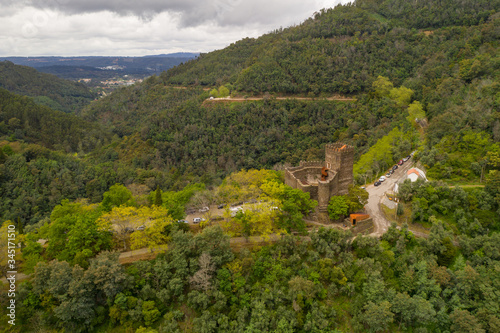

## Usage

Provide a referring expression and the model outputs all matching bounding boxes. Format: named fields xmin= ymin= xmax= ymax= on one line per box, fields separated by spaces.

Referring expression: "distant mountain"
xmin=0 ymin=54 xmax=199 ymax=80
xmin=144 ymin=52 xmax=199 ymax=58
xmin=0 ymin=61 xmax=96 ymax=113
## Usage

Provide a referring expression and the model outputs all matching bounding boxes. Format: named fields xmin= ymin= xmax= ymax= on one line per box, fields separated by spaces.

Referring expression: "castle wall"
xmin=350 ymin=218 xmax=374 ymax=235
xmin=285 ymin=166 xmax=321 ymax=201
xmin=297 ymin=182 xmax=318 ymax=200
xmin=285 ymin=142 xmax=354 ymax=212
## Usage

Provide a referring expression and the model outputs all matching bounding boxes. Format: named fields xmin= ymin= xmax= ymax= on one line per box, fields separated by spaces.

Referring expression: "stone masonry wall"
xmin=285 ymin=142 xmax=354 ymax=215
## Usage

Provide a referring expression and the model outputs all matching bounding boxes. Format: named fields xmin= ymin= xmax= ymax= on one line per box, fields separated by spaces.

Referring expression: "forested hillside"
xmin=161 ymin=0 xmax=499 ymax=94
xmin=0 ymin=61 xmax=96 ymax=113
xmin=1 ymin=1 xmax=500 ymax=331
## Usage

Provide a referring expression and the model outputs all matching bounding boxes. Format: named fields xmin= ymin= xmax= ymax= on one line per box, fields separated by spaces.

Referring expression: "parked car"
xmin=374 ymin=181 xmax=381 ymax=186
xmin=379 ymin=176 xmax=386 ymax=182
xmin=392 ymin=165 xmax=398 ymax=171
xmin=199 ymin=206 xmax=209 ymax=212
xmin=398 ymin=159 xmax=404 ymax=165
xmin=385 ymin=172 xmax=391 ymax=177
xmin=217 ymin=204 xmax=226 ymax=209
xmin=136 ymin=225 xmax=145 ymax=231
xmin=177 ymin=219 xmax=188 ymax=224
xmin=193 ymin=217 xmax=205 ymax=224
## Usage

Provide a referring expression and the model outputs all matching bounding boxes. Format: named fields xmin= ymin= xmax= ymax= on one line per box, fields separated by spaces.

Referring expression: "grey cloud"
xmin=21 ymin=0 xmax=322 ymax=27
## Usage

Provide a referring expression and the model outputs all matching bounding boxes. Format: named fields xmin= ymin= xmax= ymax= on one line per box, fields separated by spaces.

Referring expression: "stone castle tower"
xmin=285 ymin=143 xmax=354 ymax=212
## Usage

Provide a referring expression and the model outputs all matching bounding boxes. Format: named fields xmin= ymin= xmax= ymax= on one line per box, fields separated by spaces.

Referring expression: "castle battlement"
xmin=325 ymin=143 xmax=354 ymax=153
xmin=299 ymin=160 xmax=323 ymax=167
xmin=285 ymin=142 xmax=354 ymax=211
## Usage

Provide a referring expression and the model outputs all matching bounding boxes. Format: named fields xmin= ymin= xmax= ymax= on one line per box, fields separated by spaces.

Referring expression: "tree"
xmin=372 ymin=76 xmax=394 ymax=97
xmin=345 ymin=185 xmax=369 ymax=213
xmin=260 ymin=180 xmax=317 ymax=233
xmin=101 ymin=184 xmax=136 ymax=212
xmin=328 ymin=196 xmax=349 ymax=221
xmin=221 ymin=202 xmax=279 ymax=240
xmin=389 ymin=86 xmax=413 ymax=107
xmin=396 ymin=203 xmax=404 ymax=216
xmin=43 ymin=200 xmax=111 ymax=264
xmin=209 ymin=88 xmax=219 ymax=97
xmin=190 ymin=252 xmax=215 ymax=292
xmin=218 ymin=85 xmax=230 ymax=97
xmin=98 ymin=205 xmax=172 ymax=251
xmin=154 ymin=186 xmax=163 ymax=206
xmin=361 ymin=301 xmax=394 ymax=332
xmin=407 ymin=100 xmax=426 ymax=124
xmin=450 ymin=309 xmax=485 ymax=333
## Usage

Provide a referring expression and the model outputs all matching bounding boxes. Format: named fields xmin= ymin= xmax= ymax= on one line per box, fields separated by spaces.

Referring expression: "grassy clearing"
xmin=381 ymin=202 xmax=431 ymax=235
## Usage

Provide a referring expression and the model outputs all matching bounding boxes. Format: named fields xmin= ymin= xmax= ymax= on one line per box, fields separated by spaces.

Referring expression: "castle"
xmin=285 ymin=143 xmax=354 ymax=212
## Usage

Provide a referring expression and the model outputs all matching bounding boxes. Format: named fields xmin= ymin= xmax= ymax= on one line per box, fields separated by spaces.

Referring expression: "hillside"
xmin=0 ymin=2 xmax=500 ymax=333
xmin=161 ymin=0 xmax=499 ymax=94
xmin=0 ymin=61 xmax=96 ymax=113
xmin=82 ymin=0 xmax=500 ymax=185
xmin=0 ymin=88 xmax=112 ymax=152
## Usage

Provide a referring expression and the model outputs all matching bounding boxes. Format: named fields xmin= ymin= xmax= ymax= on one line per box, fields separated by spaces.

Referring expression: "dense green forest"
xmin=162 ymin=0 xmax=499 ymax=94
xmin=0 ymin=61 xmax=97 ymax=113
xmin=1 ymin=0 xmax=500 ymax=331
xmin=1 ymin=169 xmax=498 ymax=332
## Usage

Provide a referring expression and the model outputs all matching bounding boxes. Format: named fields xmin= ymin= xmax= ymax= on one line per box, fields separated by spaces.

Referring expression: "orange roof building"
xmin=350 ymin=213 xmax=370 ymax=226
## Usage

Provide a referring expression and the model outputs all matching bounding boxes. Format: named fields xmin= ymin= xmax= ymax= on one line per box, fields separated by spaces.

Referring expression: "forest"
xmin=0 ymin=61 xmax=96 ymax=113
xmin=1 ymin=167 xmax=499 ymax=332
xmin=0 ymin=0 xmax=500 ymax=331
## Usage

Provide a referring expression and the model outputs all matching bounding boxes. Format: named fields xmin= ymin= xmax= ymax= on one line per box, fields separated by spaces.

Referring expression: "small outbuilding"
xmin=350 ymin=213 xmax=370 ymax=226
xmin=407 ymin=167 xmax=427 ymax=182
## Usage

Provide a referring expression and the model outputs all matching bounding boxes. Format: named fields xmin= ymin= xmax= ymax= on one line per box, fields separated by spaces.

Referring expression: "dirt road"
xmin=204 ymin=95 xmax=356 ymax=103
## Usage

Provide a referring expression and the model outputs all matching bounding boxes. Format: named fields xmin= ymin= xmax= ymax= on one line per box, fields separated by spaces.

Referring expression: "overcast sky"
xmin=0 ymin=0 xmax=348 ymax=57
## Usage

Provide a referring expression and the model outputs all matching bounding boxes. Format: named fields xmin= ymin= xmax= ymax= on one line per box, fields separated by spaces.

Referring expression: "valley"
xmin=0 ymin=0 xmax=499 ymax=332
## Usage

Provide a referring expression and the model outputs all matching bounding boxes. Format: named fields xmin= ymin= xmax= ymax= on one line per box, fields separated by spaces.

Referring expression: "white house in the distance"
xmin=407 ymin=167 xmax=427 ymax=182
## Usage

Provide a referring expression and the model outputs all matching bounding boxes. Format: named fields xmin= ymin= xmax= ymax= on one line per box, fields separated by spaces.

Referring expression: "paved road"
xmin=365 ymin=159 xmax=414 ymax=237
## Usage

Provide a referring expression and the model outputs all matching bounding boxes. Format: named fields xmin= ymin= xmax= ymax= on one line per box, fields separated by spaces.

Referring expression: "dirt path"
xmin=204 ymin=95 xmax=356 ymax=103
xmin=118 ymin=234 xmax=287 ymax=264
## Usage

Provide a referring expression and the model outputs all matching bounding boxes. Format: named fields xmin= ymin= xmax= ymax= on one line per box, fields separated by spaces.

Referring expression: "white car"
xmin=199 ymin=206 xmax=209 ymax=212
xmin=379 ymin=176 xmax=386 ymax=182
xmin=193 ymin=217 xmax=205 ymax=224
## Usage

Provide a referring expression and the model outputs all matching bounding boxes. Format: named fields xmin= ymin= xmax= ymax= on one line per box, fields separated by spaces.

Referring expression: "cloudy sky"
xmin=0 ymin=0 xmax=347 ymax=57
